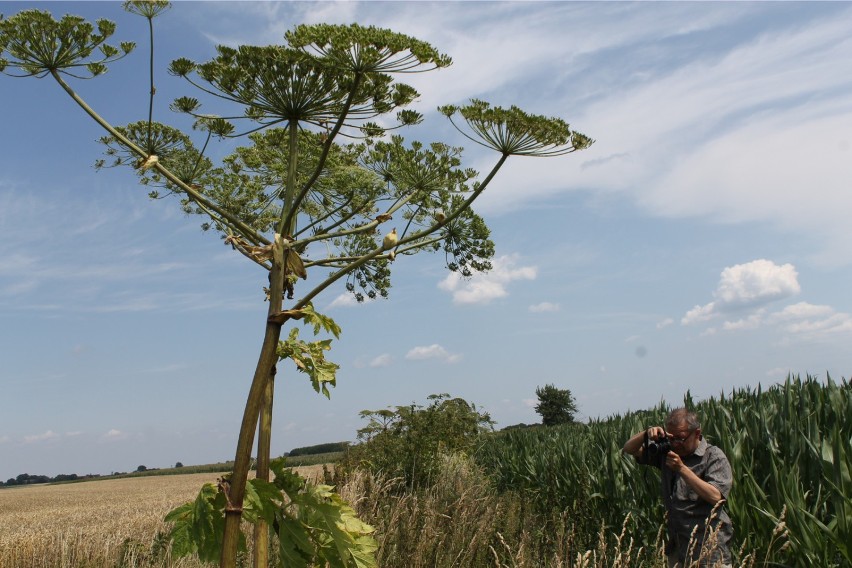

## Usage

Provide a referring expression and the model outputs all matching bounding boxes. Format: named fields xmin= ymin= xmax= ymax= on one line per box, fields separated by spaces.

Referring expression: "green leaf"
xmin=244 ymin=478 xmax=282 ymax=524
xmin=277 ymin=327 xmax=340 ymax=398
xmin=277 ymin=516 xmax=314 ymax=568
xmin=300 ymin=303 xmax=341 ymax=338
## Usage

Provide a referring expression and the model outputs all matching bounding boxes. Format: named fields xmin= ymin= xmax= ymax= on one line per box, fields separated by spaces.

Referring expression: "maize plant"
xmin=476 ymin=375 xmax=851 ymax=567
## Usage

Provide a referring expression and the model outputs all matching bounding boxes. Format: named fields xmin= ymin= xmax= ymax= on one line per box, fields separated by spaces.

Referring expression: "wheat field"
xmin=0 ymin=467 xmax=326 ymax=568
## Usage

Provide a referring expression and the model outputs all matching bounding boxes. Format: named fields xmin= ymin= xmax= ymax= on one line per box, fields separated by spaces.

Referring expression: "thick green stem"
xmin=252 ymin=366 xmax=275 ymax=568
xmin=220 ymin=251 xmax=285 ymax=568
xmin=281 ymin=73 xmax=363 ymax=233
xmin=276 ymin=120 xmax=300 ymax=237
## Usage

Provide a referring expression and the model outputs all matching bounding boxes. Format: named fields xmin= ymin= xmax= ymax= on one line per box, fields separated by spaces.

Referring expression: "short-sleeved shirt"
xmin=641 ymin=438 xmax=734 ymax=566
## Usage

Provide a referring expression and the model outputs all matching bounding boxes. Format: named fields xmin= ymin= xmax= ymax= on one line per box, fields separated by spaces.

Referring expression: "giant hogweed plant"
xmin=0 ymin=3 xmax=593 ymax=567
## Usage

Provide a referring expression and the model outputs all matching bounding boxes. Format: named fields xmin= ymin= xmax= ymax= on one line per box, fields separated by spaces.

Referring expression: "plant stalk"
xmin=220 ymin=252 xmax=285 ymax=568
xmin=253 ymin=365 xmax=276 ymax=568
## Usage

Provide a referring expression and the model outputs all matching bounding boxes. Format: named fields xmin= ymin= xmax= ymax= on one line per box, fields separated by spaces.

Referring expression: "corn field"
xmin=475 ymin=374 xmax=852 ymax=567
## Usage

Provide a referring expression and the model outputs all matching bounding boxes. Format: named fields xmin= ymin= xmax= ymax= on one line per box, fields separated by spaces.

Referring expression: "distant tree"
xmin=287 ymin=442 xmax=349 ymax=457
xmin=175 ymin=462 xmax=184 ymax=468
xmin=535 ymin=384 xmax=578 ymax=426
xmin=136 ymin=465 xmax=148 ymax=472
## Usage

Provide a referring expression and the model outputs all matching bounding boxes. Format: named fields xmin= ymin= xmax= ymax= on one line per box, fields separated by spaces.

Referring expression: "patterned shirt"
xmin=642 ymin=438 xmax=734 ymax=566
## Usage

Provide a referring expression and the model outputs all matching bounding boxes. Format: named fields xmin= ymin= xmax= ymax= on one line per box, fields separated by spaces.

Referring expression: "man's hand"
xmin=623 ymin=426 xmax=666 ymax=456
xmin=670 ymin=452 xmax=724 ymax=504
xmin=647 ymin=426 xmax=667 ymax=440
xmin=665 ymin=451 xmax=684 ymax=472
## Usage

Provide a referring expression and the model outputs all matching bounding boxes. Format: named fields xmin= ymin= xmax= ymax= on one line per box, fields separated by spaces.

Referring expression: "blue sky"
xmin=2 ymin=1 xmax=851 ymax=481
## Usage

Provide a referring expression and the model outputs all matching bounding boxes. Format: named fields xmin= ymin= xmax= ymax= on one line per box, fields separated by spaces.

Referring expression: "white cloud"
xmin=23 ymin=430 xmax=59 ymax=444
xmin=101 ymin=429 xmax=128 ymax=442
xmin=771 ymin=302 xmax=834 ymax=320
xmin=529 ymin=302 xmax=560 ymax=313
xmin=405 ymin=344 xmax=462 ymax=364
xmin=369 ymin=354 xmax=393 ymax=368
xmin=0 ymin=435 xmax=9 ymax=444
xmin=656 ymin=318 xmax=674 ymax=329
xmin=722 ymin=311 xmax=765 ymax=331
xmin=776 ymin=309 xmax=852 ymax=337
xmin=438 ymin=254 xmax=537 ymax=305
xmin=686 ymin=291 xmax=852 ymax=340
xmin=522 ymin=398 xmax=537 ymax=408
xmin=327 ymin=292 xmax=375 ymax=310
xmin=682 ymin=260 xmax=800 ymax=324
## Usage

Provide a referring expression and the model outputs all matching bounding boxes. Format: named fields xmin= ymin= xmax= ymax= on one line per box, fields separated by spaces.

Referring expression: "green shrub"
xmin=340 ymin=393 xmax=493 ymax=489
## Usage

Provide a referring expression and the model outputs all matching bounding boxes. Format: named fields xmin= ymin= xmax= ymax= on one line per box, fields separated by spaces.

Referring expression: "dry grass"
xmin=0 ymin=466 xmax=326 ymax=568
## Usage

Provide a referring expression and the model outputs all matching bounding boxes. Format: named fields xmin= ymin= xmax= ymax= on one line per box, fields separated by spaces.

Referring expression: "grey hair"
xmin=666 ymin=408 xmax=700 ymax=431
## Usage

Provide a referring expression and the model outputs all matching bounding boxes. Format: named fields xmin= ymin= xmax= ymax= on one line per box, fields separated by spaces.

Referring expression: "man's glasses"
xmin=669 ymin=430 xmax=695 ymax=444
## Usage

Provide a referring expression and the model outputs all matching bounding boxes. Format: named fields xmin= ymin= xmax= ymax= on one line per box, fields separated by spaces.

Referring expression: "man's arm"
xmin=623 ymin=426 xmax=666 ymax=456
xmin=665 ymin=452 xmax=724 ymax=505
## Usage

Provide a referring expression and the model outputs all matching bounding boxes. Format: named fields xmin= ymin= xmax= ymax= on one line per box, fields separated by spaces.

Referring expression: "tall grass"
xmin=336 ymin=452 xmax=758 ymax=567
xmin=476 ymin=374 xmax=851 ymax=567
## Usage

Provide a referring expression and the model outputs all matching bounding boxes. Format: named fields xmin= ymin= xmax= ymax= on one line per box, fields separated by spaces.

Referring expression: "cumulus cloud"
xmin=682 ymin=259 xmax=800 ymax=324
xmin=405 ymin=344 xmax=462 ymax=364
xmin=529 ymin=302 xmax=560 ymax=313
xmin=657 ymin=318 xmax=674 ymax=329
xmin=522 ymin=398 xmax=538 ymax=408
xmin=369 ymin=354 xmax=393 ymax=368
xmin=684 ymin=282 xmax=852 ymax=340
xmin=438 ymin=254 xmax=537 ymax=305
xmin=23 ymin=430 xmax=59 ymax=444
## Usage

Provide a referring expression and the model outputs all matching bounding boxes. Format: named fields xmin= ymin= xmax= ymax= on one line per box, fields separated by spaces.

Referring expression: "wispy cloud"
xmin=23 ymin=430 xmax=59 ymax=444
xmin=101 ymin=429 xmax=128 ymax=442
xmin=405 ymin=344 xmax=462 ymax=364
xmin=529 ymin=302 xmax=560 ymax=313
xmin=369 ymin=354 xmax=393 ymax=368
xmin=438 ymin=254 xmax=537 ymax=305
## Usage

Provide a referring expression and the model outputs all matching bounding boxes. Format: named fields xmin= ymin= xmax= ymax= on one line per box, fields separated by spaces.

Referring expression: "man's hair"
xmin=666 ymin=407 xmax=700 ymax=431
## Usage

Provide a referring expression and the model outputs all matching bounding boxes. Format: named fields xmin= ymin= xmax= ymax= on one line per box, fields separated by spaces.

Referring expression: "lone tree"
xmin=535 ymin=384 xmax=578 ymax=426
xmin=1 ymin=3 xmax=593 ymax=567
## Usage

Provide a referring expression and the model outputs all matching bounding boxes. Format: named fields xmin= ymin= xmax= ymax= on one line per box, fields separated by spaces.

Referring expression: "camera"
xmin=646 ymin=435 xmax=672 ymax=458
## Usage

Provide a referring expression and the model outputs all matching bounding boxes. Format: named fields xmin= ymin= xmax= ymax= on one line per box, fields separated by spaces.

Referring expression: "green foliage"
xmin=342 ymin=393 xmax=493 ymax=488
xmin=166 ymin=482 xmax=237 ymax=563
xmin=285 ymin=23 xmax=452 ymax=74
xmin=284 ymin=451 xmax=344 ymax=467
xmin=534 ymin=383 xmax=578 ymax=426
xmin=289 ymin=442 xmax=350 ymax=457
xmin=440 ymin=99 xmax=594 ymax=156
xmin=277 ymin=316 xmax=340 ymax=398
xmin=477 ymin=375 xmax=852 ymax=566
xmin=0 ymin=9 xmax=134 ymax=78
xmin=166 ymin=459 xmax=376 ymax=568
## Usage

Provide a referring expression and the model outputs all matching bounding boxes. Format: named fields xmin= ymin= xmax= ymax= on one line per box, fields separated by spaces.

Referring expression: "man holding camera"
xmin=623 ymin=408 xmax=734 ymax=568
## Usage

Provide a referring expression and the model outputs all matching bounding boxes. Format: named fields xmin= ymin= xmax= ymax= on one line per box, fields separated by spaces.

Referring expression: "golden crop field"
xmin=0 ymin=466 xmax=326 ymax=568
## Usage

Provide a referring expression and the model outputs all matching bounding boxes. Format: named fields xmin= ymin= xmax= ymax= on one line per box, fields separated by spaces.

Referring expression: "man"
xmin=623 ymin=408 xmax=734 ymax=568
